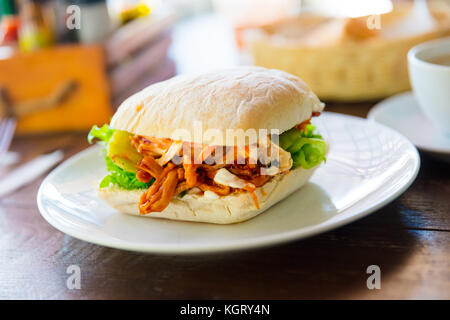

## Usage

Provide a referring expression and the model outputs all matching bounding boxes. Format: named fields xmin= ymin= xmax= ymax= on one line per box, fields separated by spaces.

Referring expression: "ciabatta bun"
xmin=110 ymin=66 xmax=324 ymax=145
xmin=101 ymin=67 xmax=326 ymax=224
xmin=97 ymin=165 xmax=319 ymax=224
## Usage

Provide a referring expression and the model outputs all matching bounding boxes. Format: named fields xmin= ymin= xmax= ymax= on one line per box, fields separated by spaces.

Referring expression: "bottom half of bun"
xmin=97 ymin=165 xmax=320 ymax=224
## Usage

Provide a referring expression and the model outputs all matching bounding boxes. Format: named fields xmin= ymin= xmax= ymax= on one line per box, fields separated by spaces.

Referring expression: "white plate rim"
xmin=367 ymin=91 xmax=450 ymax=155
xmin=37 ymin=112 xmax=421 ymax=254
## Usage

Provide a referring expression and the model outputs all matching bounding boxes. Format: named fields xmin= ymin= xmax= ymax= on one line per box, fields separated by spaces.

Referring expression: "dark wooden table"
xmin=0 ymin=103 xmax=448 ymax=300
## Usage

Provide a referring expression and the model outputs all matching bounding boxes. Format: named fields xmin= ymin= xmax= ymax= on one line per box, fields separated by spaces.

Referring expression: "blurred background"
xmin=0 ymin=0 xmax=449 ymax=136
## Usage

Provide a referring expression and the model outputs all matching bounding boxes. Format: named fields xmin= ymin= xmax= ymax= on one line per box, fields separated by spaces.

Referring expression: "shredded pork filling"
xmin=131 ymin=136 xmax=272 ymax=214
xmin=132 ymin=115 xmax=320 ymax=215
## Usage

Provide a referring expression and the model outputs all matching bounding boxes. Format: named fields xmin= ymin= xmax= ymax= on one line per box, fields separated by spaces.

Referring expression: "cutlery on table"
xmin=0 ymin=150 xmax=64 ymax=198
xmin=0 ymin=87 xmax=17 ymax=158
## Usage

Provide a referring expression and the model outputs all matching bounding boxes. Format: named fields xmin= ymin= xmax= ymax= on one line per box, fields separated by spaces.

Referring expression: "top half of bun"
xmin=110 ymin=66 xmax=324 ymax=145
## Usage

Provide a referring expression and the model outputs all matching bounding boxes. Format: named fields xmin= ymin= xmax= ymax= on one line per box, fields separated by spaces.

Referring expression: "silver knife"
xmin=0 ymin=150 xmax=64 ymax=198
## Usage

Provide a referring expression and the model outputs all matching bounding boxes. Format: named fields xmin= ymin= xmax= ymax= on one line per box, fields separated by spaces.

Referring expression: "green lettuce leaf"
xmin=100 ymin=157 xmax=153 ymax=190
xmin=88 ymin=124 xmax=115 ymax=145
xmin=280 ymin=125 xmax=327 ymax=169
xmin=89 ymin=125 xmax=152 ymax=190
xmin=300 ymin=124 xmax=323 ymax=139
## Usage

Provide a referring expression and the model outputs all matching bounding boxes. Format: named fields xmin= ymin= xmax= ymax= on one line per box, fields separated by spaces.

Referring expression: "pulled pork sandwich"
xmin=88 ymin=67 xmax=327 ymax=224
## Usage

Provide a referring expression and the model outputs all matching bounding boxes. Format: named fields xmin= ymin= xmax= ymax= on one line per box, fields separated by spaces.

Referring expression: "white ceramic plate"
xmin=368 ymin=92 xmax=450 ymax=159
xmin=37 ymin=113 xmax=420 ymax=254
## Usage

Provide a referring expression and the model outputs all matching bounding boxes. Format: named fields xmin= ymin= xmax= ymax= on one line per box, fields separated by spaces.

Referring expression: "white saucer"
xmin=368 ymin=92 xmax=450 ymax=159
xmin=37 ymin=113 xmax=420 ymax=254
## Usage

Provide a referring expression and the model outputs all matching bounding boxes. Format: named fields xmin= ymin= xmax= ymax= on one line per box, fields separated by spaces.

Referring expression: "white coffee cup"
xmin=408 ymin=37 xmax=450 ymax=134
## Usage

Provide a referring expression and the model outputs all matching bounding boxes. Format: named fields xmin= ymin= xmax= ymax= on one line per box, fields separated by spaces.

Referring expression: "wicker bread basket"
xmin=247 ymin=3 xmax=450 ymax=101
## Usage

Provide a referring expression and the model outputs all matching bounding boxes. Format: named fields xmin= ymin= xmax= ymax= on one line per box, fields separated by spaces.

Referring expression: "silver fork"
xmin=0 ymin=88 xmax=16 ymax=157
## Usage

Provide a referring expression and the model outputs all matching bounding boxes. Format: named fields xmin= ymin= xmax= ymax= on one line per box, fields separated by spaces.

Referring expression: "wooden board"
xmin=0 ymin=45 xmax=112 ymax=134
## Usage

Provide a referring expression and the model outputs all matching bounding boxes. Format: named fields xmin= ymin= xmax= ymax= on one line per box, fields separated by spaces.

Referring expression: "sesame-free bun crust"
xmin=97 ymin=165 xmax=318 ymax=224
xmin=110 ymin=66 xmax=324 ymax=145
